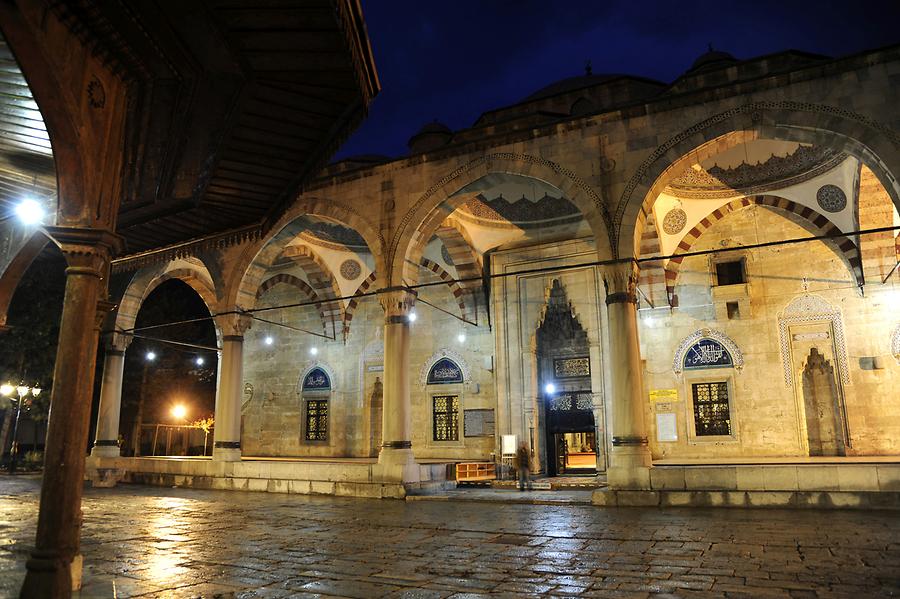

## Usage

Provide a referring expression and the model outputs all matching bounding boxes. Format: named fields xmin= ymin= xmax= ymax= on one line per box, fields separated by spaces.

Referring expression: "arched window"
xmin=426 ymin=357 xmax=463 ymax=441
xmin=426 ymin=358 xmax=464 ymax=385
xmin=302 ymin=367 xmax=331 ymax=441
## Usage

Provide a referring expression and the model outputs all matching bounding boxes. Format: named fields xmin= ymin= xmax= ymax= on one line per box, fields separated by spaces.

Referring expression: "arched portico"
xmin=389 ymin=154 xmax=615 ymax=287
xmin=615 ymin=105 xmax=900 ymax=259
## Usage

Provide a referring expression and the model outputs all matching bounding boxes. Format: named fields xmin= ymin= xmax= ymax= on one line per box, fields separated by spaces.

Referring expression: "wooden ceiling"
xmin=1 ymin=0 xmax=378 ymax=257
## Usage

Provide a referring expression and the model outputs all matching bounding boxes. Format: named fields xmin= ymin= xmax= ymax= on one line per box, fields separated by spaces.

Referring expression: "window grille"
xmin=433 ymin=395 xmax=459 ymax=441
xmin=305 ymin=399 xmax=328 ymax=441
xmin=691 ymin=382 xmax=731 ymax=436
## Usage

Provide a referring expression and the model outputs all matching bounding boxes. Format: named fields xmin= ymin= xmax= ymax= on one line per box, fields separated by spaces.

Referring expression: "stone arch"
xmin=0 ymin=231 xmax=48 ymax=327
xmin=227 ymin=197 xmax=384 ymax=311
xmin=664 ymin=196 xmax=864 ymax=305
xmin=390 ymin=153 xmax=614 ymax=286
xmin=256 ymin=274 xmax=326 ymax=334
xmin=434 ymin=217 xmax=482 ymax=291
xmin=281 ymin=244 xmax=344 ymax=338
xmin=343 ymin=271 xmax=377 ymax=338
xmin=616 ymin=103 xmax=900 ymax=259
xmin=419 ymin=257 xmax=469 ymax=322
xmin=114 ymin=258 xmax=220 ymax=338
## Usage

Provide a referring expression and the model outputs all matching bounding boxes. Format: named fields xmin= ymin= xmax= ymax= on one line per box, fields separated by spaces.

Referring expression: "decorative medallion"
xmin=440 ymin=245 xmax=454 ymax=266
xmin=816 ymin=184 xmax=847 ymax=213
xmin=662 ymin=208 xmax=687 ymax=235
xmin=339 ymin=259 xmax=361 ymax=280
xmin=87 ymin=77 xmax=106 ymax=109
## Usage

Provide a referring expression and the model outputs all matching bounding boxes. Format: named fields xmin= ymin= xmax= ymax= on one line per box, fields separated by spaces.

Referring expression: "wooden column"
xmin=21 ymin=228 xmax=122 ymax=598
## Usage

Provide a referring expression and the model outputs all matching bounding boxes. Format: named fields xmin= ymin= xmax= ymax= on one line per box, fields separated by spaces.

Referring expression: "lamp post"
xmin=2 ymin=384 xmax=41 ymax=474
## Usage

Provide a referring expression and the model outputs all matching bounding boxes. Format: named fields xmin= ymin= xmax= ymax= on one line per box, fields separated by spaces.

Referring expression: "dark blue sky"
xmin=336 ymin=1 xmax=900 ymax=159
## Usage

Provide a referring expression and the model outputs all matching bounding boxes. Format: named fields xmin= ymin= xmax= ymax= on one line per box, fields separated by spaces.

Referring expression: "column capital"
xmin=105 ymin=331 xmax=131 ymax=353
xmin=214 ymin=312 xmax=252 ymax=338
xmin=602 ymin=260 xmax=639 ymax=305
xmin=378 ymin=287 xmax=417 ymax=321
xmin=44 ymin=226 xmax=124 ymax=276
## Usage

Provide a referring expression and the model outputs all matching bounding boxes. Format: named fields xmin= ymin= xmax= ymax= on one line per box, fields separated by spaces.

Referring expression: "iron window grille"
xmin=691 ymin=381 xmax=731 ymax=436
xmin=305 ymin=399 xmax=328 ymax=441
xmin=432 ymin=395 xmax=459 ymax=441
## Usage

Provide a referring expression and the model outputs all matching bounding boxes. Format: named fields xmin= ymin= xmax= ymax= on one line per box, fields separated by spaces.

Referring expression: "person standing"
xmin=515 ymin=442 xmax=531 ymax=491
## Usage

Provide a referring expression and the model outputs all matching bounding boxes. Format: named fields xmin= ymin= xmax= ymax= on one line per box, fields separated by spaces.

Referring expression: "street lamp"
xmin=4 ymin=384 xmax=41 ymax=474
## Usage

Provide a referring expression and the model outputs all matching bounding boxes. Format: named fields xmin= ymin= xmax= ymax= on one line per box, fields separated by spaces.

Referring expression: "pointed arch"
xmin=342 ymin=270 xmax=377 ymax=338
xmin=114 ymin=258 xmax=220 ymax=338
xmin=226 ymin=197 xmax=384 ymax=311
xmin=616 ymin=105 xmax=900 ymax=259
xmin=434 ymin=216 xmax=482 ymax=291
xmin=281 ymin=244 xmax=344 ymax=338
xmin=391 ymin=154 xmax=614 ymax=287
xmin=256 ymin=273 xmax=326 ymax=334
xmin=419 ymin=257 xmax=469 ymax=322
xmin=664 ymin=196 xmax=863 ymax=305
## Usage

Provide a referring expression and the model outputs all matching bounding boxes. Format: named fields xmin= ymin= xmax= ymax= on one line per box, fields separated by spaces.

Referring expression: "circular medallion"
xmin=816 ymin=184 xmax=847 ymax=213
xmin=662 ymin=208 xmax=687 ymax=235
xmin=339 ymin=259 xmax=361 ymax=280
xmin=440 ymin=245 xmax=454 ymax=266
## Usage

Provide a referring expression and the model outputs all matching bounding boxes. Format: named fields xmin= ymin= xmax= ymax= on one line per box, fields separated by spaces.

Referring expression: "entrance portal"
xmin=536 ymin=280 xmax=598 ymax=477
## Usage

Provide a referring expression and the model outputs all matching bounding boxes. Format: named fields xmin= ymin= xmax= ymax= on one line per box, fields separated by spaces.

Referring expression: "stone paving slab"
xmin=0 ymin=475 xmax=899 ymax=598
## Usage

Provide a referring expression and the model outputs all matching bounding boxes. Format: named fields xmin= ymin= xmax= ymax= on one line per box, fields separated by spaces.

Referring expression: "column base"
xmin=90 ymin=443 xmax=121 ymax=458
xmin=212 ymin=446 xmax=241 ymax=462
xmin=376 ymin=447 xmax=420 ymax=483
xmin=607 ymin=445 xmax=652 ymax=490
xmin=20 ymin=550 xmax=82 ymax=597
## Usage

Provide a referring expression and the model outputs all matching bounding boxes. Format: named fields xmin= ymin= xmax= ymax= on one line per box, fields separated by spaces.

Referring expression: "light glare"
xmin=310 ymin=347 xmax=318 ymax=355
xmin=264 ymin=336 xmax=274 ymax=346
xmin=457 ymin=333 xmax=466 ymax=343
xmin=171 ymin=404 xmax=187 ymax=420
xmin=0 ymin=384 xmax=13 ymax=396
xmin=146 ymin=351 xmax=156 ymax=361
xmin=195 ymin=357 xmax=205 ymax=366
xmin=544 ymin=383 xmax=556 ymax=394
xmin=407 ymin=312 xmax=417 ymax=322
xmin=15 ymin=199 xmax=45 ymax=225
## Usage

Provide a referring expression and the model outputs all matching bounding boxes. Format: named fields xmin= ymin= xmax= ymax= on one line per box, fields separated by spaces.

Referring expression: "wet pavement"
xmin=0 ymin=475 xmax=899 ymax=598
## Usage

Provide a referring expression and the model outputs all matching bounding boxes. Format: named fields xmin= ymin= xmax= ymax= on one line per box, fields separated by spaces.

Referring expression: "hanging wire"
xmin=109 ymin=223 xmax=900 ymax=338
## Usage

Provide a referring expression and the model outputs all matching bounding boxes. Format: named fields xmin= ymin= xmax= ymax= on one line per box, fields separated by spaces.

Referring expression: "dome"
xmin=688 ymin=48 xmax=738 ymax=73
xmin=407 ymin=120 xmax=453 ymax=154
xmin=523 ymin=73 xmax=621 ymax=102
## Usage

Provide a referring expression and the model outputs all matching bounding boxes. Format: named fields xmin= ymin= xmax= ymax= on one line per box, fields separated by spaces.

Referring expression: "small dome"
xmin=524 ymin=73 xmax=621 ymax=102
xmin=408 ymin=120 xmax=453 ymax=154
xmin=688 ymin=48 xmax=738 ymax=73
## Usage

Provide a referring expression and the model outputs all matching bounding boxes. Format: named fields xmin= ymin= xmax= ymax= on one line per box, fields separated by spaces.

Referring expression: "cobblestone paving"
xmin=0 ymin=476 xmax=898 ymax=598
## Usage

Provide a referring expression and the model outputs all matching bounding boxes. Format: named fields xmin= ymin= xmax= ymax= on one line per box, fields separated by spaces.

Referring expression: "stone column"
xmin=377 ymin=288 xmax=417 ymax=468
xmin=212 ymin=313 xmax=251 ymax=462
xmin=91 ymin=332 xmax=130 ymax=458
xmin=21 ymin=228 xmax=122 ymax=598
xmin=602 ymin=260 xmax=652 ymax=489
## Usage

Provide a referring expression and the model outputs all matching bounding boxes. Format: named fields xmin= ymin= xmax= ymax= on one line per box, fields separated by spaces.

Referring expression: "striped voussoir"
xmin=342 ymin=271 xmax=378 ymax=338
xmin=256 ymin=273 xmax=326 ymax=334
xmin=420 ymin=257 xmax=469 ymax=322
xmin=664 ymin=196 xmax=863 ymax=305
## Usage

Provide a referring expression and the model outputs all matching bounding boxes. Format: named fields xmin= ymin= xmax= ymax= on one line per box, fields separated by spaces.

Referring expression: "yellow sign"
xmin=649 ymin=388 xmax=678 ymax=402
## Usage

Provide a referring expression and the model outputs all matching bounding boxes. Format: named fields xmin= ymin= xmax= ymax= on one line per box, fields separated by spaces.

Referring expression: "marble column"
xmin=21 ymin=228 xmax=122 ymax=598
xmin=602 ymin=260 xmax=652 ymax=489
xmin=377 ymin=289 xmax=417 ymax=468
xmin=91 ymin=332 xmax=130 ymax=458
xmin=212 ymin=313 xmax=251 ymax=462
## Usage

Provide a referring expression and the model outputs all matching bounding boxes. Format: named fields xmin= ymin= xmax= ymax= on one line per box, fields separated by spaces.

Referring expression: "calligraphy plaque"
xmin=463 ymin=409 xmax=495 ymax=437
xmin=682 ymin=339 xmax=733 ymax=370
xmin=427 ymin=357 xmax=464 ymax=384
xmin=302 ymin=367 xmax=331 ymax=390
xmin=553 ymin=357 xmax=591 ymax=378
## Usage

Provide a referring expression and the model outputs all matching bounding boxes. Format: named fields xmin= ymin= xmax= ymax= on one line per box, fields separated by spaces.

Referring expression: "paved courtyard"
xmin=0 ymin=476 xmax=898 ymax=598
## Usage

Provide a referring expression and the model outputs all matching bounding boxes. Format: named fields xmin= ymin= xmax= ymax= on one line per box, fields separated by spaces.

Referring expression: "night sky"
xmin=337 ymin=1 xmax=900 ymax=159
